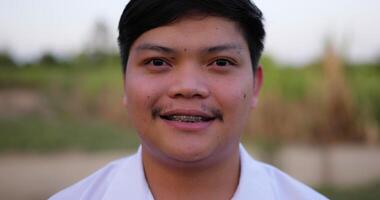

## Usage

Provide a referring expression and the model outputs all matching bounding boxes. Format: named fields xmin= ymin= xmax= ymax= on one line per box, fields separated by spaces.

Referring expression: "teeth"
xmin=169 ymin=115 xmax=204 ymax=122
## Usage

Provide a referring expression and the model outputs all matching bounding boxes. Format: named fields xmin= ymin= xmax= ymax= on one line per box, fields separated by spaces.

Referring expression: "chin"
xmin=160 ymin=141 xmax=217 ymax=164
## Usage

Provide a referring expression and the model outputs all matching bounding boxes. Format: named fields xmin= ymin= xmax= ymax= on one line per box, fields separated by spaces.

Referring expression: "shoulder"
xmin=238 ymin=145 xmax=329 ymax=200
xmin=48 ymin=154 xmax=138 ymax=200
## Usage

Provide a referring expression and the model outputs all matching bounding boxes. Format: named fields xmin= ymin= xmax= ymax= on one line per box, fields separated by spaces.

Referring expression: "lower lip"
xmin=161 ymin=118 xmax=213 ymax=132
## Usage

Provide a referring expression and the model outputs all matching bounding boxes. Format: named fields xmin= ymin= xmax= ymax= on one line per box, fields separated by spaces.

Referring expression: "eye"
xmin=143 ymin=58 xmax=172 ymax=72
xmin=208 ymin=58 xmax=236 ymax=68
xmin=214 ymin=59 xmax=231 ymax=67
xmin=145 ymin=58 xmax=169 ymax=66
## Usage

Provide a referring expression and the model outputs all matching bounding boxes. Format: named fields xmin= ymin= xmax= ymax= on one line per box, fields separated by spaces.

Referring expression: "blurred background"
xmin=0 ymin=0 xmax=379 ymax=199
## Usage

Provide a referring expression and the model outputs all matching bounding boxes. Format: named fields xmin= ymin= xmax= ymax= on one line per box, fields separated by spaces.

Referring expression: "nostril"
xmin=168 ymin=85 xmax=210 ymax=99
xmin=167 ymin=71 xmax=210 ymax=99
xmin=174 ymin=92 xmax=203 ymax=98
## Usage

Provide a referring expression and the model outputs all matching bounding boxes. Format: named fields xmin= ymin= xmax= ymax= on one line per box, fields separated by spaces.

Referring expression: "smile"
xmin=159 ymin=112 xmax=215 ymax=132
xmin=160 ymin=114 xmax=215 ymax=123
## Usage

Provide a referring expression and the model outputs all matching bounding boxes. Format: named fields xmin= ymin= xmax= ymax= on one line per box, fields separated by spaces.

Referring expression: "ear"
xmin=251 ymin=65 xmax=263 ymax=108
xmin=123 ymin=72 xmax=128 ymax=108
xmin=123 ymin=95 xmax=128 ymax=107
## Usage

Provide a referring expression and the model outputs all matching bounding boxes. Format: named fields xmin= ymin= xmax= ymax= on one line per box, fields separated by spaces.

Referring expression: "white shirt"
xmin=49 ymin=145 xmax=328 ymax=200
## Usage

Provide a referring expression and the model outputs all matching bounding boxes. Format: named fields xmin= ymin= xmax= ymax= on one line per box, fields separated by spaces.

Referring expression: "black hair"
xmin=118 ymin=0 xmax=265 ymax=74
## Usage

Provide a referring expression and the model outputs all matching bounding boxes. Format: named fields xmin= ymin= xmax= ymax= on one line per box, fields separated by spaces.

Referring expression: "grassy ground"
xmin=1 ymin=57 xmax=379 ymax=151
xmin=1 ymin=56 xmax=379 ymax=200
xmin=318 ymin=180 xmax=380 ymax=200
xmin=0 ymin=116 xmax=139 ymax=153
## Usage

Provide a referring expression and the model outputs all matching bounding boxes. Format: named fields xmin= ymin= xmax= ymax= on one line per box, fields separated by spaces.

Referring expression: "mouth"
xmin=160 ymin=114 xmax=216 ymax=123
xmin=153 ymin=108 xmax=223 ymax=132
xmin=153 ymin=106 xmax=223 ymax=122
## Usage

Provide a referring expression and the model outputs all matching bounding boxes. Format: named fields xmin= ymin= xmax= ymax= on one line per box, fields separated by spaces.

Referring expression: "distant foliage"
xmin=0 ymin=50 xmax=379 ymax=151
xmin=38 ymin=52 xmax=61 ymax=66
xmin=0 ymin=51 xmax=16 ymax=67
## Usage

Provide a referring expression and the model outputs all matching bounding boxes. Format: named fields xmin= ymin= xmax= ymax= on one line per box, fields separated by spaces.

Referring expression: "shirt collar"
xmin=231 ymin=144 xmax=275 ymax=200
xmin=102 ymin=146 xmax=154 ymax=200
xmin=110 ymin=144 xmax=274 ymax=200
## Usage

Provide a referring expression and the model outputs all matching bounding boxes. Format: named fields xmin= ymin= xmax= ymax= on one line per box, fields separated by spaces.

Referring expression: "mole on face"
xmin=183 ymin=48 xmax=188 ymax=52
xmin=243 ymin=93 xmax=247 ymax=99
xmin=146 ymin=95 xmax=152 ymax=106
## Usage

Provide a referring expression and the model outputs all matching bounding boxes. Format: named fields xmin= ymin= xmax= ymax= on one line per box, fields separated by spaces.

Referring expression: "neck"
xmin=142 ymin=145 xmax=241 ymax=200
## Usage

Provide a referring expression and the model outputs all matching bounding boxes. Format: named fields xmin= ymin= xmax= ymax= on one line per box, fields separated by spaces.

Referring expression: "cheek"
xmin=125 ymin=77 xmax=160 ymax=119
xmin=213 ymin=78 xmax=253 ymax=120
xmin=215 ymin=75 xmax=253 ymax=102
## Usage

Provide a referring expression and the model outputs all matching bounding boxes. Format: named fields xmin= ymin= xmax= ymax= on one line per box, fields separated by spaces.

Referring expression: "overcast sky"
xmin=0 ymin=0 xmax=379 ymax=64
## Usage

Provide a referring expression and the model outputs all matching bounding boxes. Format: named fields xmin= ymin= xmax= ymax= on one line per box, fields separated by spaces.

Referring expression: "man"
xmin=50 ymin=0 xmax=328 ymax=199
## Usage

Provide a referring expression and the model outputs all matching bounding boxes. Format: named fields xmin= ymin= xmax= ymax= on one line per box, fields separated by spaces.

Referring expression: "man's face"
xmin=124 ymin=16 xmax=262 ymax=164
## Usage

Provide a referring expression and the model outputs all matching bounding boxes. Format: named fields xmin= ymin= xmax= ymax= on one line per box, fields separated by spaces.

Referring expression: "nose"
xmin=167 ymin=68 xmax=210 ymax=99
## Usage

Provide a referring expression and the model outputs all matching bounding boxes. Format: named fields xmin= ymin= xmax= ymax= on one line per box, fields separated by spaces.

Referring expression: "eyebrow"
xmin=205 ymin=44 xmax=243 ymax=54
xmin=135 ymin=43 xmax=243 ymax=54
xmin=136 ymin=43 xmax=175 ymax=54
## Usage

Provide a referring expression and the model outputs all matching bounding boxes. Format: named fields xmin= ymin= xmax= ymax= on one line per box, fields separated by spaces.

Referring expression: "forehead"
xmin=130 ymin=16 xmax=249 ymax=52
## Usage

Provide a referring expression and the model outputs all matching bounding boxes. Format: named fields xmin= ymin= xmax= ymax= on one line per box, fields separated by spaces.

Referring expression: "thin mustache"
xmin=152 ymin=104 xmax=224 ymax=121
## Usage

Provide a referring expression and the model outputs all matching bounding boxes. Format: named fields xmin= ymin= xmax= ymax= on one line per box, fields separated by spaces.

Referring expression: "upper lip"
xmin=159 ymin=109 xmax=215 ymax=119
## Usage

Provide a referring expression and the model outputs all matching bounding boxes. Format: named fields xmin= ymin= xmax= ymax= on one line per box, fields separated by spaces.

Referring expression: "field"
xmin=1 ymin=54 xmax=380 ymax=150
xmin=0 ymin=53 xmax=379 ymax=199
